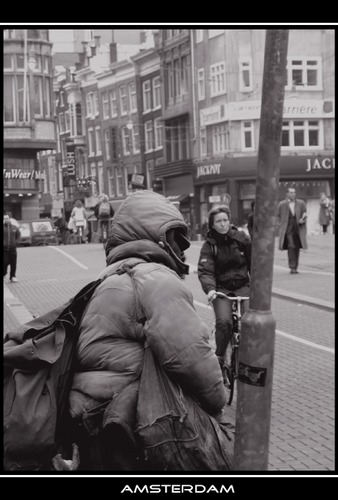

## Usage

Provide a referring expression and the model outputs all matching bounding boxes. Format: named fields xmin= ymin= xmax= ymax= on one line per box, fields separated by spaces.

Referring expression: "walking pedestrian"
xmin=3 ymin=212 xmax=21 ymax=283
xmin=67 ymin=190 xmax=231 ymax=470
xmin=318 ymin=192 xmax=332 ymax=235
xmin=277 ymin=187 xmax=308 ymax=274
xmin=197 ymin=205 xmax=251 ymax=373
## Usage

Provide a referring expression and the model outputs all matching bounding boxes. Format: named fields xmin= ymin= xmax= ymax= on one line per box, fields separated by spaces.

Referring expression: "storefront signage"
xmin=66 ymin=145 xmax=76 ymax=179
xmin=3 ymin=169 xmax=45 ymax=180
xmin=196 ymin=163 xmax=221 ymax=179
xmin=200 ymin=99 xmax=334 ymax=126
xmin=305 ymin=157 xmax=335 ymax=172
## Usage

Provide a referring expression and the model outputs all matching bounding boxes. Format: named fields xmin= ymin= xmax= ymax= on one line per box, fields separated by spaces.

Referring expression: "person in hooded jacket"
xmin=198 ymin=205 xmax=251 ymax=373
xmin=68 ymin=190 xmax=229 ymax=471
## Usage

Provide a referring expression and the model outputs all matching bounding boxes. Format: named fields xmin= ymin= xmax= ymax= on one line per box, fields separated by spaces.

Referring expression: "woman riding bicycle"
xmin=197 ymin=205 xmax=252 ymax=370
xmin=94 ymin=194 xmax=114 ymax=243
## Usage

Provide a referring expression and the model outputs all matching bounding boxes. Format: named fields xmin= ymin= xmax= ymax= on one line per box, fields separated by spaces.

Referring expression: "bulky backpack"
xmin=3 ymin=278 xmax=104 ymax=471
xmin=98 ymin=201 xmax=111 ymax=217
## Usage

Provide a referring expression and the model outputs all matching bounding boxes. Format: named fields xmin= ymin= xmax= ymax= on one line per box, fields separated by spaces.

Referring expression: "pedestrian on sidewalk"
xmin=277 ymin=187 xmax=307 ymax=274
xmin=318 ymin=192 xmax=332 ymax=235
xmin=197 ymin=205 xmax=251 ymax=372
xmin=3 ymin=212 xmax=21 ymax=283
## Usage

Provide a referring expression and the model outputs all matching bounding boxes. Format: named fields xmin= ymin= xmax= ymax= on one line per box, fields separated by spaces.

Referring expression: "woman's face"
xmin=213 ymin=212 xmax=230 ymax=235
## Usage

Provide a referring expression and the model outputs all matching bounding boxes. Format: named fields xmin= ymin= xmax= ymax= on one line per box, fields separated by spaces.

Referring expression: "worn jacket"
xmin=4 ymin=222 xmax=21 ymax=250
xmin=277 ymin=198 xmax=308 ymax=250
xmin=198 ymin=227 xmax=251 ymax=295
xmin=69 ymin=191 xmax=226 ymax=437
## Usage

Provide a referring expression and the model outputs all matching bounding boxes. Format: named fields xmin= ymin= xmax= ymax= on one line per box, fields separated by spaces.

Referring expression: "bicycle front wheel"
xmin=223 ymin=341 xmax=237 ymax=406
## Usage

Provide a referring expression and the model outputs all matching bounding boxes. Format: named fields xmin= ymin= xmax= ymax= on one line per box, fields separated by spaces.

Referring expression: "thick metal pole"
xmin=233 ymin=29 xmax=289 ymax=470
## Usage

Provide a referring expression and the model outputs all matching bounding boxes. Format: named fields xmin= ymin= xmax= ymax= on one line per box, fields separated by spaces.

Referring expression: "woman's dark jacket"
xmin=198 ymin=227 xmax=251 ymax=294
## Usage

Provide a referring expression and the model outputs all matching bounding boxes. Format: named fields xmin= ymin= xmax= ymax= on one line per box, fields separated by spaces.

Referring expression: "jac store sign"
xmin=305 ymin=157 xmax=335 ymax=173
xmin=3 ymin=169 xmax=45 ymax=180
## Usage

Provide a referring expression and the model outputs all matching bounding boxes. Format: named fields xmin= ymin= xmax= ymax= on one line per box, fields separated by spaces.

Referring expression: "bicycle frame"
xmin=211 ymin=292 xmax=249 ymax=405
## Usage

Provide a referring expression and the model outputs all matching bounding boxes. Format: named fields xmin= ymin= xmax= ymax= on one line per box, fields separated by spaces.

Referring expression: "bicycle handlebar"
xmin=211 ymin=292 xmax=250 ymax=302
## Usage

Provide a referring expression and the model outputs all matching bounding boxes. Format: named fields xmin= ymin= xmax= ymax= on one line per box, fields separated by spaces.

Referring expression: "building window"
xmin=239 ymin=59 xmax=253 ymax=92
xmin=196 ymin=30 xmax=203 ymax=43
xmin=16 ymin=54 xmax=25 ymax=71
xmin=104 ymin=129 xmax=110 ymax=160
xmin=116 ymin=167 xmax=124 ymax=197
xmin=107 ymin=168 xmax=115 ymax=197
xmin=95 ymin=126 xmax=102 ymax=156
xmin=110 ymin=89 xmax=117 ymax=117
xmin=197 ymin=68 xmax=205 ymax=100
xmin=131 ymin=125 xmax=140 ymax=154
xmin=88 ymin=128 xmax=95 ymax=156
xmin=65 ymin=110 xmax=71 ymax=133
xmin=153 ymin=76 xmax=161 ymax=109
xmin=154 ymin=118 xmax=163 ymax=149
xmin=129 ymin=82 xmax=137 ymax=113
xmin=210 ymin=62 xmax=226 ymax=96
xmin=4 ymin=76 xmax=15 ymax=123
xmin=121 ymin=126 xmax=131 ymax=155
xmin=59 ymin=112 xmax=65 ymax=134
xmin=212 ymin=123 xmax=227 ymax=154
xmin=119 ymin=85 xmax=128 ymax=115
xmin=174 ymin=59 xmax=181 ymax=98
xmin=102 ymin=91 xmax=110 ymax=119
xmin=33 ymin=76 xmax=43 ymax=117
xmin=44 ymin=78 xmax=51 ymax=117
xmin=242 ymin=121 xmax=254 ymax=150
xmin=76 ymin=103 xmax=82 ymax=136
xmin=286 ymin=57 xmax=322 ymax=90
xmin=144 ymin=120 xmax=153 ymax=152
xmin=281 ymin=120 xmax=322 ymax=149
xmin=86 ymin=92 xmax=93 ymax=117
xmin=94 ymin=91 xmax=99 ymax=116
xmin=181 ymin=55 xmax=189 ymax=95
xmin=165 ymin=117 xmax=189 ymax=162
xmin=200 ymin=127 xmax=207 ymax=156
xmin=143 ymin=80 xmax=152 ymax=112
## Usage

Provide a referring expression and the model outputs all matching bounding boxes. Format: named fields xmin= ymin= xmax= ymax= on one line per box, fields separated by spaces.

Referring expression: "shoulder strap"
xmin=209 ymin=241 xmax=217 ymax=260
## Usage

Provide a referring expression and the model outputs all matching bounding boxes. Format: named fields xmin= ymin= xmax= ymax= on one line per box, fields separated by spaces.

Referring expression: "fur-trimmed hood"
xmin=105 ymin=190 xmax=190 ymax=272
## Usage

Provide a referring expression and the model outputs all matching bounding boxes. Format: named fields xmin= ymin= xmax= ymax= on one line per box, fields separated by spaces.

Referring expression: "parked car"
xmin=18 ymin=219 xmax=56 ymax=246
